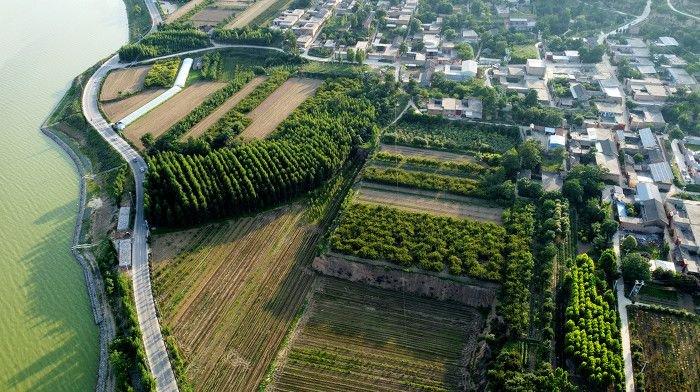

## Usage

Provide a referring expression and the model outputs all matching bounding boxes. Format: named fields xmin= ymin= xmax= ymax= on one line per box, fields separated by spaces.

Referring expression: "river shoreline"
xmin=39 ymin=122 xmax=116 ymax=392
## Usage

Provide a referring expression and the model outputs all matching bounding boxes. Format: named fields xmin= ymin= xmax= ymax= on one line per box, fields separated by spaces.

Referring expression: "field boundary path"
xmin=82 ymin=0 xmax=177 ymax=391
xmin=667 ymin=0 xmax=700 ymax=20
xmin=613 ymin=232 xmax=635 ymax=392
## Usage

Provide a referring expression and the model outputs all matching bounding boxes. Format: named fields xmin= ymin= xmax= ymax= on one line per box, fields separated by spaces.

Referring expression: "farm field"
xmin=183 ymin=76 xmax=266 ymax=139
xmin=165 ymin=0 xmax=207 ymax=23
xmin=383 ymin=115 xmax=521 ymax=154
xmin=151 ymin=205 xmax=322 ymax=391
xmin=224 ymin=0 xmax=280 ymax=28
xmin=100 ymin=65 xmax=151 ymax=101
xmin=380 ymin=144 xmax=477 ymax=163
xmin=101 ymin=88 xmax=167 ymax=122
xmin=629 ymin=307 xmax=700 ymax=391
xmin=270 ymin=277 xmax=485 ymax=392
xmin=240 ymin=77 xmax=322 ymax=139
xmin=190 ymin=7 xmax=236 ymax=28
xmin=124 ymin=81 xmax=227 ymax=148
xmin=356 ymin=182 xmax=503 ymax=222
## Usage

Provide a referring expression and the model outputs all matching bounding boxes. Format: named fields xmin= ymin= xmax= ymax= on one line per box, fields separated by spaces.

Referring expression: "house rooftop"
xmin=638 ymin=128 xmax=657 ymax=149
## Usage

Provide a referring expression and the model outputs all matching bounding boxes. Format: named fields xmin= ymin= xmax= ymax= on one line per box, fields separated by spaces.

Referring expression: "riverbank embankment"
xmin=40 ymin=124 xmax=116 ymax=392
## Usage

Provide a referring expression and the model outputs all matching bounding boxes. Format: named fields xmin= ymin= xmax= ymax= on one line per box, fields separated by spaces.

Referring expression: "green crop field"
xmin=629 ymin=307 xmax=700 ymax=391
xmin=271 ymin=278 xmax=485 ymax=392
xmin=382 ymin=114 xmax=520 ymax=154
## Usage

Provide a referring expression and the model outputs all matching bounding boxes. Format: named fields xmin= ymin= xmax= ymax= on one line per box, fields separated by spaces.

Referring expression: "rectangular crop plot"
xmin=124 ymin=81 xmax=227 ymax=149
xmin=151 ymin=205 xmax=320 ymax=392
xmin=183 ymin=76 xmax=267 ymax=139
xmin=384 ymin=115 xmax=521 ymax=154
xmin=356 ymin=181 xmax=504 ymax=222
xmin=190 ymin=7 xmax=236 ymax=28
xmin=380 ymin=143 xmax=478 ymax=162
xmin=100 ymin=66 xmax=151 ymax=102
xmin=240 ymin=78 xmax=322 ymax=139
xmin=165 ymin=0 xmax=207 ymax=23
xmin=271 ymin=278 xmax=485 ymax=392
xmin=101 ymin=88 xmax=167 ymax=123
xmin=224 ymin=0 xmax=278 ymax=28
xmin=628 ymin=306 xmax=700 ymax=391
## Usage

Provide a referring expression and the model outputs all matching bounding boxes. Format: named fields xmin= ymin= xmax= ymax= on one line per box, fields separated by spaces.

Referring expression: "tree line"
xmin=119 ymin=24 xmax=211 ymax=62
xmin=145 ymin=77 xmax=399 ymax=226
xmin=212 ymin=26 xmax=297 ymax=50
xmin=564 ymin=254 xmax=624 ymax=389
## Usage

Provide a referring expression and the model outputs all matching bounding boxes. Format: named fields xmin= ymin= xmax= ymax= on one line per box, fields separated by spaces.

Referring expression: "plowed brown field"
xmin=240 ymin=78 xmax=321 ymax=139
xmin=356 ymin=182 xmax=504 ymax=222
xmin=379 ymin=144 xmax=477 ymax=162
xmin=101 ymin=88 xmax=167 ymax=123
xmin=124 ymin=81 xmax=226 ymax=149
xmin=182 ymin=76 xmax=266 ymax=140
xmin=151 ymin=205 xmax=322 ymax=391
xmin=270 ymin=278 xmax=485 ymax=392
xmin=100 ymin=66 xmax=151 ymax=101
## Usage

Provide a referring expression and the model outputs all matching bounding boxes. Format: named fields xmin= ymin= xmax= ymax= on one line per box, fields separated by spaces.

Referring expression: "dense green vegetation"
xmin=119 ymin=25 xmax=211 ymax=62
xmin=362 ymin=166 xmax=515 ymax=206
xmin=564 ymin=254 xmax=624 ymax=389
xmin=212 ymin=26 xmax=296 ymax=50
xmin=500 ymin=203 xmax=536 ymax=336
xmin=146 ymin=77 xmax=400 ymax=226
xmin=330 ymin=203 xmax=508 ymax=280
xmin=549 ymin=78 xmax=572 ymax=98
xmin=382 ymin=113 xmax=520 ymax=154
xmin=123 ymin=0 xmax=152 ymax=41
xmin=93 ymin=242 xmax=155 ymax=392
xmin=319 ymin=4 xmax=372 ymax=46
xmin=144 ymin=59 xmax=181 ymax=88
xmin=663 ymin=91 xmax=699 ymax=136
xmin=200 ymin=52 xmax=223 ymax=80
xmin=373 ymin=151 xmax=490 ymax=177
xmin=533 ymin=0 xmax=628 ymax=37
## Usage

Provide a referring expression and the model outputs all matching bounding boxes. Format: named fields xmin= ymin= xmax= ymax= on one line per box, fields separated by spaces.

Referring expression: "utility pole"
xmin=629 ymin=280 xmax=645 ymax=303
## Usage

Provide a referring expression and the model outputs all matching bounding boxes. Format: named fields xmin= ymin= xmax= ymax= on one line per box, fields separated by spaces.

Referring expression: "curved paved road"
xmin=597 ymin=0 xmax=652 ymax=44
xmin=82 ymin=1 xmax=177 ymax=391
xmin=667 ymin=0 xmax=700 ymax=20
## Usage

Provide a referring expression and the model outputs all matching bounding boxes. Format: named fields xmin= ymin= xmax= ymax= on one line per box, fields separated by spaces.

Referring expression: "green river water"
xmin=0 ymin=0 xmax=128 ymax=390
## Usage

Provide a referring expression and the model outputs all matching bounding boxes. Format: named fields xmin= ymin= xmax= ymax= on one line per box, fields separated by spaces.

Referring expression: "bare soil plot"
xmin=240 ymin=78 xmax=321 ymax=139
xmin=356 ymin=182 xmax=504 ymax=222
xmin=190 ymin=7 xmax=236 ymax=27
xmin=151 ymin=205 xmax=322 ymax=391
xmin=224 ymin=0 xmax=278 ymax=28
xmin=100 ymin=66 xmax=151 ymax=102
xmin=215 ymin=0 xmax=253 ymax=9
xmin=628 ymin=306 xmax=700 ymax=391
xmin=380 ymin=143 xmax=477 ymax=162
xmin=165 ymin=0 xmax=207 ymax=22
xmin=101 ymin=88 xmax=167 ymax=123
xmin=123 ymin=81 xmax=227 ymax=149
xmin=182 ymin=76 xmax=266 ymax=139
xmin=270 ymin=277 xmax=485 ymax=392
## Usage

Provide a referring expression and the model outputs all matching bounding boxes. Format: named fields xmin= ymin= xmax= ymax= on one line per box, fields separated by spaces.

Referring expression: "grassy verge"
xmin=94 ymin=242 xmax=155 ymax=392
xmin=162 ymin=327 xmax=194 ymax=392
xmin=123 ymin=0 xmax=153 ymax=41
